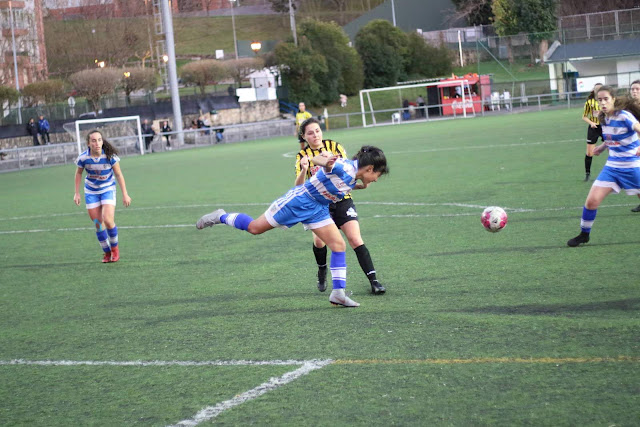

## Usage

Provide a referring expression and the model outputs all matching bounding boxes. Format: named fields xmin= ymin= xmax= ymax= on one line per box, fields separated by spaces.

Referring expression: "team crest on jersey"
xmin=346 ymin=207 xmax=357 ymax=218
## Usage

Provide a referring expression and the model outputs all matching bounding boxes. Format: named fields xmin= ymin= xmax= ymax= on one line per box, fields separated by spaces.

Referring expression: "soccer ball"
xmin=481 ymin=206 xmax=508 ymax=232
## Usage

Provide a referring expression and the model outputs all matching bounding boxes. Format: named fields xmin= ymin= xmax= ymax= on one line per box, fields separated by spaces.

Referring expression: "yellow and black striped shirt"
xmin=295 ymin=139 xmax=352 ymax=199
xmin=583 ymin=98 xmax=600 ymax=124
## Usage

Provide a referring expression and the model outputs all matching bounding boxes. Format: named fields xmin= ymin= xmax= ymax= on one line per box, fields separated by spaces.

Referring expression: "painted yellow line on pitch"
xmin=334 ymin=356 xmax=640 ymax=365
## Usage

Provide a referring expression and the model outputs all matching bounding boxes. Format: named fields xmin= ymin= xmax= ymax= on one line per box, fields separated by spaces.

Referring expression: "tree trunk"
xmin=538 ymin=39 xmax=549 ymax=64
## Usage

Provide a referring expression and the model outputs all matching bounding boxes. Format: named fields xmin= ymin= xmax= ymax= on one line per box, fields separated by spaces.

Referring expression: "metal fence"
xmin=0 ymin=118 xmax=298 ymax=173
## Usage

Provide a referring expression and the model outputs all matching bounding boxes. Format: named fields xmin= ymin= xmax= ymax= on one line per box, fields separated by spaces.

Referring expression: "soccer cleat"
xmin=583 ymin=173 xmax=590 ymax=182
xmin=196 ymin=209 xmax=227 ymax=229
xmin=102 ymin=251 xmax=112 ymax=263
xmin=110 ymin=246 xmax=120 ymax=262
xmin=329 ymin=289 xmax=360 ymax=307
xmin=631 ymin=204 xmax=640 ymax=212
xmin=567 ymin=232 xmax=590 ymax=247
xmin=370 ymin=280 xmax=386 ymax=295
xmin=317 ymin=267 xmax=327 ymax=292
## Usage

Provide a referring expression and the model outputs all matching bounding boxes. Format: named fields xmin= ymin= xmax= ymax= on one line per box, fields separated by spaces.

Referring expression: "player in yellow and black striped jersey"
xmin=295 ymin=117 xmax=387 ymax=295
xmin=581 ymin=83 xmax=603 ymax=182
xmin=295 ymin=102 xmax=313 ymax=150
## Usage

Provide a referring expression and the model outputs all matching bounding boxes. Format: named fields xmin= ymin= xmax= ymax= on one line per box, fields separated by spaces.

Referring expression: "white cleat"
xmin=196 ymin=209 xmax=227 ymax=230
xmin=329 ymin=289 xmax=360 ymax=307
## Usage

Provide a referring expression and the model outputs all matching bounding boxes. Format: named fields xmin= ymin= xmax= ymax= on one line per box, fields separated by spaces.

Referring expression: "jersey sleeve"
xmin=75 ymin=156 xmax=84 ymax=169
xmin=622 ymin=110 xmax=639 ymax=128
xmin=110 ymin=155 xmax=120 ymax=166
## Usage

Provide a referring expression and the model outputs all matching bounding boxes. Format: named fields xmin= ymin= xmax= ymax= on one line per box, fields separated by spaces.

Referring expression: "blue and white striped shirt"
xmin=602 ymin=110 xmax=640 ymax=169
xmin=303 ymin=158 xmax=358 ymax=205
xmin=75 ymin=149 xmax=120 ymax=194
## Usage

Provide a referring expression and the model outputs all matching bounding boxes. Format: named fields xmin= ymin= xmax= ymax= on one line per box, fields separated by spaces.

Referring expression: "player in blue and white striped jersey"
xmin=74 ymin=130 xmax=132 ymax=262
xmin=568 ymin=86 xmax=640 ymax=247
xmin=196 ymin=146 xmax=389 ymax=307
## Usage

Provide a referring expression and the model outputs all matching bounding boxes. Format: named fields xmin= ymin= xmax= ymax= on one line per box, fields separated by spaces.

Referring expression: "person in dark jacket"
xmin=26 ymin=118 xmax=40 ymax=146
xmin=38 ymin=115 xmax=51 ymax=144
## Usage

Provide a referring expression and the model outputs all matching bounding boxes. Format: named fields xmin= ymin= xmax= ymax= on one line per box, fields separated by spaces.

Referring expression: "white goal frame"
xmin=74 ymin=115 xmax=144 ymax=155
xmin=359 ymin=80 xmax=473 ymax=127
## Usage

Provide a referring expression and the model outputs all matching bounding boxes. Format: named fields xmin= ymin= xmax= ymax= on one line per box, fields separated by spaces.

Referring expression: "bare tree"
xmin=224 ymin=57 xmax=265 ymax=89
xmin=21 ymin=80 xmax=67 ymax=107
xmin=121 ymin=67 xmax=157 ymax=104
xmin=69 ymin=68 xmax=121 ymax=111
xmin=180 ymin=60 xmax=230 ymax=95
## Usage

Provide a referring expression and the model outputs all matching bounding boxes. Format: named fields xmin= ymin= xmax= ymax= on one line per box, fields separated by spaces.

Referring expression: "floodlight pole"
xmin=391 ymin=0 xmax=396 ymax=27
xmin=289 ymin=0 xmax=298 ymax=45
xmin=230 ymin=0 xmax=239 ymax=58
xmin=160 ymin=0 xmax=184 ymax=143
xmin=9 ymin=1 xmax=22 ymax=124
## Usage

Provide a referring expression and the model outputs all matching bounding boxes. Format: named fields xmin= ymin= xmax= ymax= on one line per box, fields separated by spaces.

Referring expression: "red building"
xmin=0 ymin=0 xmax=48 ymax=88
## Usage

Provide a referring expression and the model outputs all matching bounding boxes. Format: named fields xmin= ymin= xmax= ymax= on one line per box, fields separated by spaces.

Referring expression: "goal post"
xmin=359 ymin=80 xmax=474 ymax=127
xmin=71 ymin=115 xmax=144 ymax=155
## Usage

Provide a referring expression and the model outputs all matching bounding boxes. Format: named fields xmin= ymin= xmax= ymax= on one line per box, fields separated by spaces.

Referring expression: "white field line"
xmin=0 ymin=203 xmax=635 ymax=235
xmin=169 ymin=359 xmax=333 ymax=427
xmin=1 ymin=358 xmax=334 ymax=425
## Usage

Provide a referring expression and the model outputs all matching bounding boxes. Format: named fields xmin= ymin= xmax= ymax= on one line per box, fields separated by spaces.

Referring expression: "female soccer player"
xmin=567 ymin=86 xmax=640 ymax=247
xmin=74 ymin=130 xmax=132 ymax=262
xmin=196 ymin=146 xmax=389 ymax=307
xmin=628 ymin=80 xmax=640 ymax=212
xmin=581 ymin=83 xmax=603 ymax=182
xmin=295 ymin=118 xmax=387 ymax=295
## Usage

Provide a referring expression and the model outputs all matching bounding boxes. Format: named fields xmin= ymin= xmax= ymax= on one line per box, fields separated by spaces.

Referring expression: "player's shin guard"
xmin=580 ymin=207 xmax=597 ymax=233
xmin=221 ymin=213 xmax=253 ymax=231
xmin=330 ymin=251 xmax=347 ymax=290
xmin=107 ymin=226 xmax=118 ymax=248
xmin=584 ymin=155 xmax=593 ymax=174
xmin=96 ymin=229 xmax=110 ymax=253
xmin=354 ymin=244 xmax=376 ymax=282
xmin=313 ymin=244 xmax=328 ymax=268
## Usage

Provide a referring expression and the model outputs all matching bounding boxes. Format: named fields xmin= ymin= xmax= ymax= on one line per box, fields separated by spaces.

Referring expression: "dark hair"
xmin=596 ymin=86 xmax=640 ymax=122
xmin=587 ymin=82 xmax=603 ymax=100
xmin=631 ymin=80 xmax=640 ymax=86
xmin=352 ymin=145 xmax=389 ymax=175
xmin=299 ymin=117 xmax=321 ymax=139
xmin=86 ymin=129 xmax=118 ymax=159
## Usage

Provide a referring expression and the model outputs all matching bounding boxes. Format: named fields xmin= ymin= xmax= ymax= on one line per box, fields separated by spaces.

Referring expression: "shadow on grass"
xmin=446 ymin=298 xmax=640 ymax=316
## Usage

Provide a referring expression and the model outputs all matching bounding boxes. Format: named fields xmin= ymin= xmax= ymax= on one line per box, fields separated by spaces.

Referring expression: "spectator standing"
xmin=340 ymin=94 xmax=347 ymax=108
xmin=141 ymin=119 xmax=155 ymax=152
xmin=26 ymin=118 xmax=40 ymax=146
xmin=416 ymin=95 xmax=426 ymax=118
xmin=38 ymin=115 xmax=51 ymax=144
xmin=161 ymin=121 xmax=172 ymax=150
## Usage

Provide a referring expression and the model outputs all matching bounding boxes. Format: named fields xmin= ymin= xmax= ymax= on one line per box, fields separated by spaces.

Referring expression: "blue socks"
xmin=107 ymin=226 xmax=118 ymax=248
xmin=330 ymin=251 xmax=347 ymax=290
xmin=221 ymin=213 xmax=253 ymax=231
xmin=580 ymin=207 xmax=597 ymax=233
xmin=96 ymin=229 xmax=110 ymax=253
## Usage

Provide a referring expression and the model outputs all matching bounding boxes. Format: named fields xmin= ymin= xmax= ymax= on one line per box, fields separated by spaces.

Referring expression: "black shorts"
xmin=586 ymin=125 xmax=602 ymax=144
xmin=329 ymin=198 xmax=358 ymax=228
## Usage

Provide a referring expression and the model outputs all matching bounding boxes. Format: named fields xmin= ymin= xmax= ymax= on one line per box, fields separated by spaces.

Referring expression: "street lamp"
xmin=230 ymin=0 xmax=238 ymax=59
xmin=250 ymin=41 xmax=262 ymax=55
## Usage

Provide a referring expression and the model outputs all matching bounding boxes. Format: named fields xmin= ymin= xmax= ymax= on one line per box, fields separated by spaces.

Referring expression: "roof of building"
xmin=546 ymin=38 xmax=640 ymax=63
xmin=342 ymin=0 xmax=464 ymax=42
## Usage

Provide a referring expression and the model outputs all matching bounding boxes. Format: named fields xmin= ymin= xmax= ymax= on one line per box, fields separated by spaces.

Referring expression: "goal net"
xmin=63 ymin=115 xmax=144 ymax=156
xmin=359 ymin=80 xmax=476 ymax=127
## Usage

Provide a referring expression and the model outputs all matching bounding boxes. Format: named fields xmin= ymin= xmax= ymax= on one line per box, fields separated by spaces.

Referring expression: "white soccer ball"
xmin=481 ymin=206 xmax=508 ymax=233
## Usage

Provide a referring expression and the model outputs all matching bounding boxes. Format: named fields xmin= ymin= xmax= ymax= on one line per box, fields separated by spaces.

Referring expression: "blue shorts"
xmin=85 ymin=188 xmax=116 ymax=209
xmin=594 ymin=165 xmax=640 ymax=195
xmin=264 ymin=186 xmax=334 ymax=230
